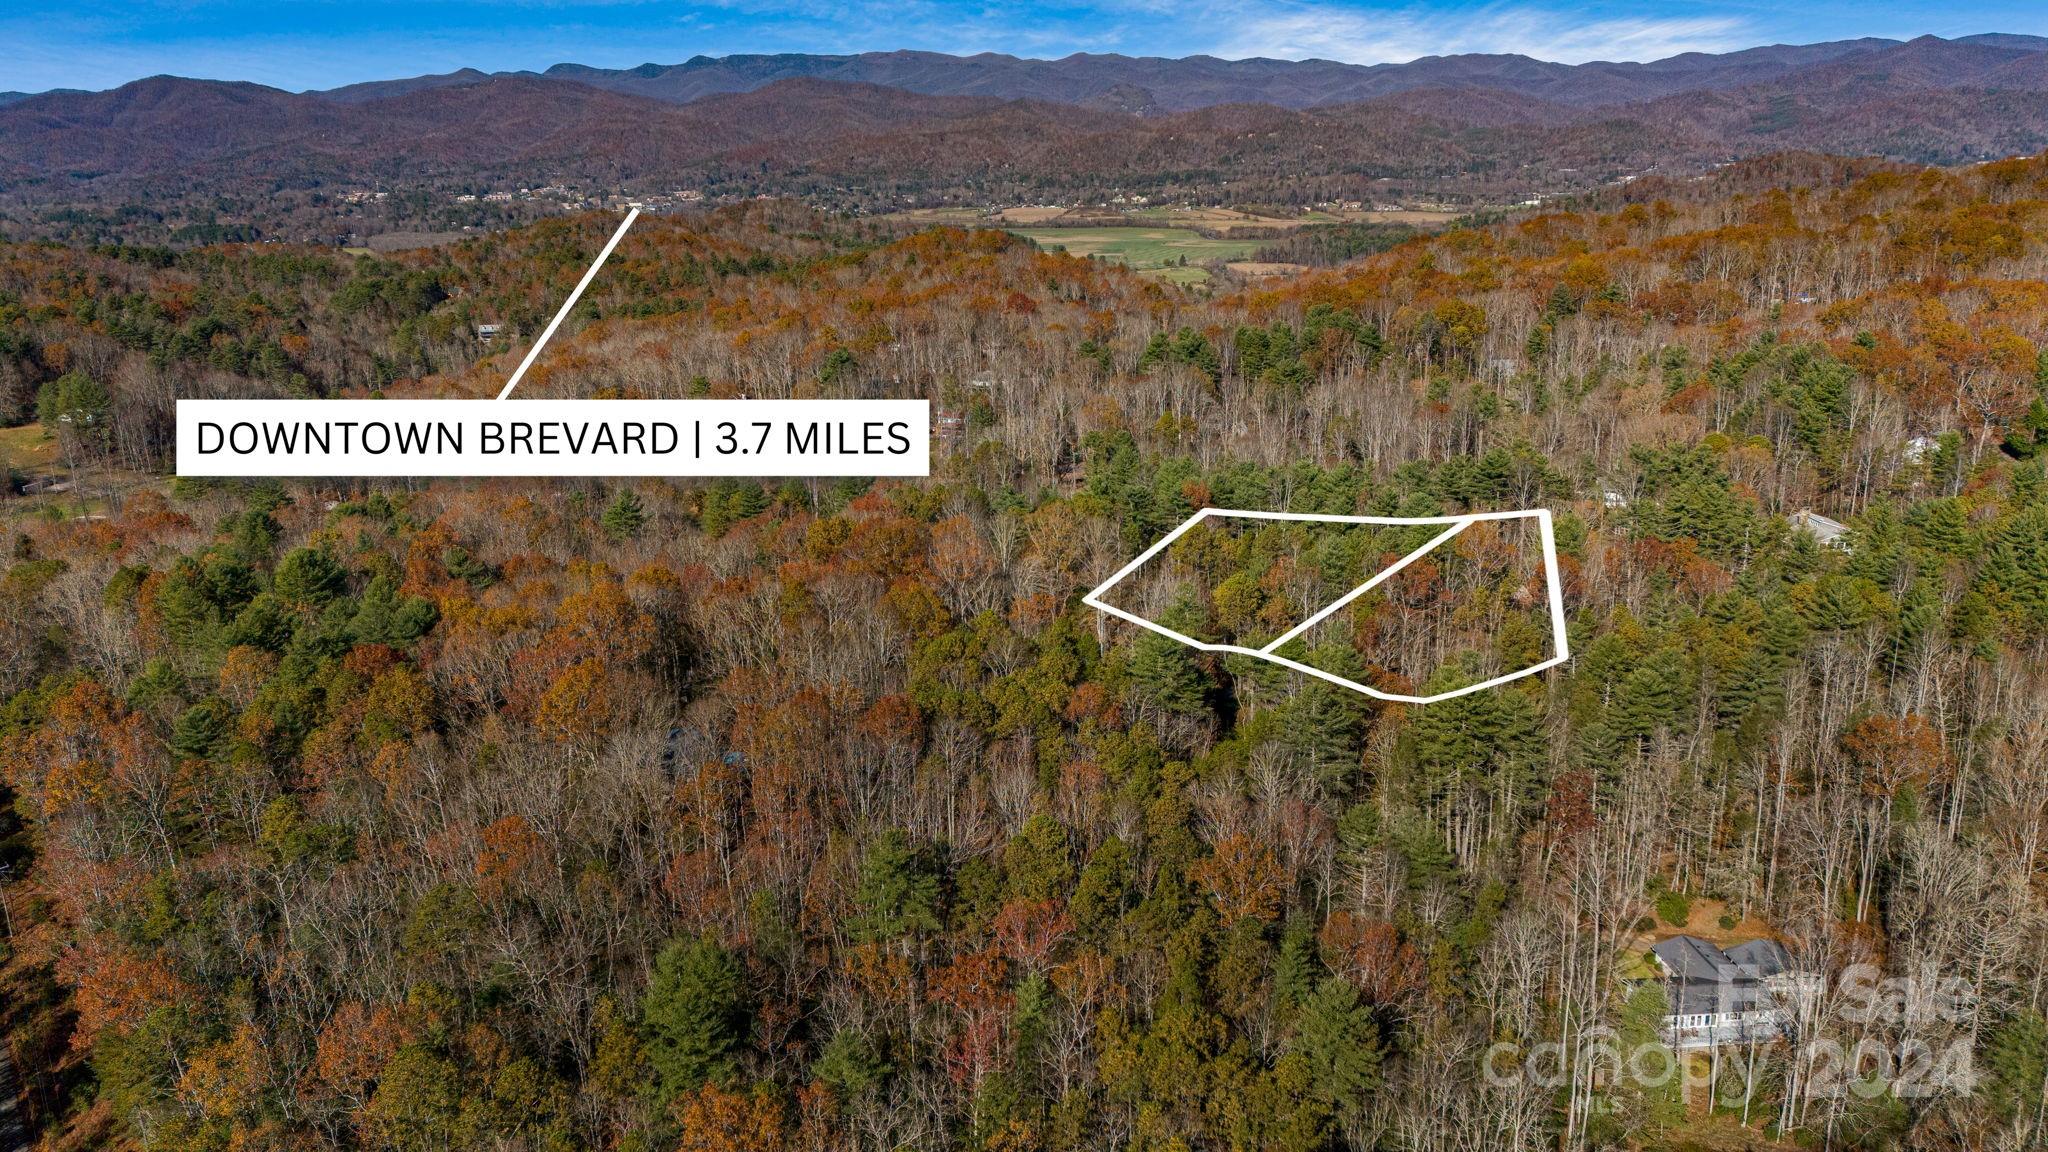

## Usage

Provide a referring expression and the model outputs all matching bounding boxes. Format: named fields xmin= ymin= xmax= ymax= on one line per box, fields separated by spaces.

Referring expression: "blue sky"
xmin=7 ymin=0 xmax=2048 ymax=93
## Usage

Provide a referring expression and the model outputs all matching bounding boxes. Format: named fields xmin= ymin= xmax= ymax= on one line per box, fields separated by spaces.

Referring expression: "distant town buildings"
xmin=447 ymin=186 xmax=706 ymax=213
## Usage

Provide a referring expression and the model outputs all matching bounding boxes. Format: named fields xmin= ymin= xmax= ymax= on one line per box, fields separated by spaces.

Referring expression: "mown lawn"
xmin=0 ymin=424 xmax=58 ymax=475
xmin=1006 ymin=227 xmax=1266 ymax=280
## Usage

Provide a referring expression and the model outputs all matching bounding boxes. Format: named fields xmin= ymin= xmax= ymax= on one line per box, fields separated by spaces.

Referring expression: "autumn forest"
xmin=3 ymin=152 xmax=2048 ymax=1152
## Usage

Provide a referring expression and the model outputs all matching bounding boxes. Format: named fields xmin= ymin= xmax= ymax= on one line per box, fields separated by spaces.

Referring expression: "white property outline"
xmin=1082 ymin=507 xmax=1571 ymax=704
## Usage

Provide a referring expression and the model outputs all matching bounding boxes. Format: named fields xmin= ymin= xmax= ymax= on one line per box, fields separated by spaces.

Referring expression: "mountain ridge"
xmin=299 ymin=39 xmax=1926 ymax=112
xmin=13 ymin=50 xmax=2048 ymax=200
xmin=11 ymin=35 xmax=2048 ymax=244
xmin=20 ymin=35 xmax=2048 ymax=116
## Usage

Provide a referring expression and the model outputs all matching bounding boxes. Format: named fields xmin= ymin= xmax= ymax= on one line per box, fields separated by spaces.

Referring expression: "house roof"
xmin=1652 ymin=936 xmax=1793 ymax=1016
xmin=1725 ymin=938 xmax=1790 ymax=978
xmin=1651 ymin=935 xmax=1734 ymax=983
xmin=1671 ymin=974 xmax=1774 ymax=1016
xmin=1790 ymin=509 xmax=1849 ymax=543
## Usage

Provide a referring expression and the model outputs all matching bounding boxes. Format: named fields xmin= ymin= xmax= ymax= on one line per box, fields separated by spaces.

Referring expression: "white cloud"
xmin=1206 ymin=2 xmax=1752 ymax=64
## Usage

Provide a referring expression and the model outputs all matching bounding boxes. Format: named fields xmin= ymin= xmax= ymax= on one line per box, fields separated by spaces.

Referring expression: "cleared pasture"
xmin=1006 ymin=226 xmax=1265 ymax=278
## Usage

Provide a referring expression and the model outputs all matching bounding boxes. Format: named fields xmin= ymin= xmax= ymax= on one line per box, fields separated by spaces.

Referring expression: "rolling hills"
xmin=303 ymin=35 xmax=2046 ymax=112
xmin=8 ymin=35 xmax=2048 ymax=242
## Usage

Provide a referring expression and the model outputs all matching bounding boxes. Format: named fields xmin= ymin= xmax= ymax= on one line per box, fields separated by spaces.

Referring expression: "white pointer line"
xmin=495 ymin=207 xmax=641 ymax=400
xmin=1258 ymin=519 xmax=1473 ymax=654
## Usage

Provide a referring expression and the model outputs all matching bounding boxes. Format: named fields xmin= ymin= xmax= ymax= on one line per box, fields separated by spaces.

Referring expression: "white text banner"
xmin=176 ymin=399 xmax=931 ymax=477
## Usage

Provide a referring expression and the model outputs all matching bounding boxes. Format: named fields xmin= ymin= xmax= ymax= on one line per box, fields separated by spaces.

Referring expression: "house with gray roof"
xmin=1648 ymin=935 xmax=1799 ymax=1049
xmin=1790 ymin=509 xmax=1851 ymax=551
xmin=1725 ymin=938 xmax=1792 ymax=978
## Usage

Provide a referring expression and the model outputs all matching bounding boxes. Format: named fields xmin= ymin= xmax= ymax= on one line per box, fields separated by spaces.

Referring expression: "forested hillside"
xmin=3 ymin=155 xmax=2048 ymax=1151
xmin=16 ymin=36 xmax=2048 ymax=246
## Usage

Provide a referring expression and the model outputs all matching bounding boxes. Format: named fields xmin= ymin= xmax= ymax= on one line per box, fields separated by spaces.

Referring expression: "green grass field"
xmin=0 ymin=423 xmax=58 ymax=475
xmin=1006 ymin=227 xmax=1266 ymax=279
xmin=1142 ymin=264 xmax=1216 ymax=285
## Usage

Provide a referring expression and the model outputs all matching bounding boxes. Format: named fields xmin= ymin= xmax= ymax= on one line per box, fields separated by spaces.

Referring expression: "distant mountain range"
xmin=302 ymin=36 xmax=2048 ymax=113
xmin=7 ymin=35 xmax=2048 ymax=238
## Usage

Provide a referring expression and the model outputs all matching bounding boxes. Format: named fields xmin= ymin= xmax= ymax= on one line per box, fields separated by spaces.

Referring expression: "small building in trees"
xmin=1790 ymin=509 xmax=1851 ymax=551
xmin=1650 ymin=935 xmax=1800 ymax=1049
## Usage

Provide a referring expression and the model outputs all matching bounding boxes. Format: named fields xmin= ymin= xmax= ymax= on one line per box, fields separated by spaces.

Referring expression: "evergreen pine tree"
xmin=1129 ymin=628 xmax=1209 ymax=716
xmin=1285 ymin=649 xmax=1364 ymax=792
xmin=1294 ymin=978 xmax=1383 ymax=1125
xmin=1614 ymin=980 xmax=1683 ymax=1132
xmin=851 ymin=830 xmax=942 ymax=941
xmin=601 ymin=488 xmax=647 ymax=541
xmin=351 ymin=574 xmax=438 ymax=645
xmin=171 ymin=697 xmax=234 ymax=762
xmin=1270 ymin=917 xmax=1322 ymax=1024
xmin=638 ymin=935 xmax=747 ymax=1103
xmin=1981 ymin=1010 xmax=2048 ymax=1123
xmin=1979 ymin=505 xmax=2048 ymax=636
xmin=1907 ymin=497 xmax=1971 ymax=560
xmin=1003 ymin=813 xmax=1074 ymax=903
xmin=272 ymin=547 xmax=347 ymax=610
xmin=812 ymin=1025 xmax=891 ymax=1099
xmin=1071 ymin=836 xmax=1133 ymax=938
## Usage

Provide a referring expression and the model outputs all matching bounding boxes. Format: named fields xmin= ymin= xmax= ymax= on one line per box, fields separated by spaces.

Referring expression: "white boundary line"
xmin=495 ymin=207 xmax=641 ymax=400
xmin=1081 ymin=507 xmax=1571 ymax=704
